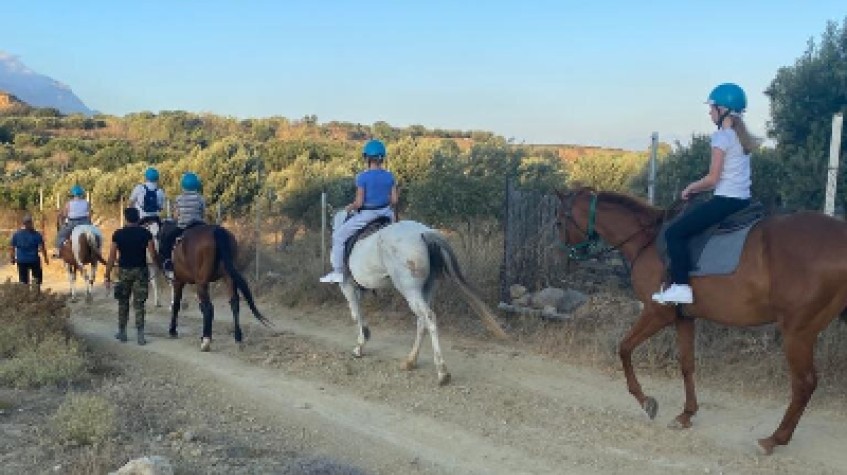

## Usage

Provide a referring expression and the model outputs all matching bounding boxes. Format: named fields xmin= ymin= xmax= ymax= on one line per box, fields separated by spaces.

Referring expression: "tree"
xmin=765 ymin=17 xmax=847 ymax=210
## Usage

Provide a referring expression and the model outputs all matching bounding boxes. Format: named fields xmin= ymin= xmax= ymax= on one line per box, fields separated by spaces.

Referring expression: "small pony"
xmin=167 ymin=223 xmax=271 ymax=351
xmin=330 ymin=211 xmax=508 ymax=386
xmin=58 ymin=224 xmax=106 ymax=303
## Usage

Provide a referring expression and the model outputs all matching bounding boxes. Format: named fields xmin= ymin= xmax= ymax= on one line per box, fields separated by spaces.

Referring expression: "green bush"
xmin=0 ymin=334 xmax=88 ymax=388
xmin=51 ymin=393 xmax=116 ymax=446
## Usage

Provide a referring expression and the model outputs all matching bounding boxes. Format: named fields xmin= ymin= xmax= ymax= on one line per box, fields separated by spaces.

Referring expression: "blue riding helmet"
xmin=144 ymin=167 xmax=160 ymax=182
xmin=70 ymin=185 xmax=84 ymax=197
xmin=362 ymin=139 xmax=386 ymax=159
xmin=180 ymin=172 xmax=201 ymax=192
xmin=707 ymin=83 xmax=747 ymax=113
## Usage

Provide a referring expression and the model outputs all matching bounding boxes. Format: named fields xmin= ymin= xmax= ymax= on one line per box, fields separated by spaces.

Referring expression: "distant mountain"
xmin=0 ymin=51 xmax=93 ymax=116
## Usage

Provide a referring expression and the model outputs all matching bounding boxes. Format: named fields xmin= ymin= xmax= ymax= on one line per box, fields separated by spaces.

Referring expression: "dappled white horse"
xmin=331 ymin=211 xmax=508 ymax=385
xmin=58 ymin=224 xmax=106 ymax=303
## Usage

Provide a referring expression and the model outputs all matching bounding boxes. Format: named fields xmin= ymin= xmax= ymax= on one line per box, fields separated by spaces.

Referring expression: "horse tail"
xmin=212 ymin=226 xmax=271 ymax=327
xmin=84 ymin=228 xmax=107 ymax=265
xmin=421 ymin=232 xmax=508 ymax=339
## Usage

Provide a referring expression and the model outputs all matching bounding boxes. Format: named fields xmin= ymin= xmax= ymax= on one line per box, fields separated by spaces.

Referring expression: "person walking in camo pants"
xmin=104 ymin=208 xmax=158 ymax=345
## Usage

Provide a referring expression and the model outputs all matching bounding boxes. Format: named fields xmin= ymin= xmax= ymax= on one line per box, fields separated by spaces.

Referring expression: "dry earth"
xmin=3 ymin=271 xmax=847 ymax=474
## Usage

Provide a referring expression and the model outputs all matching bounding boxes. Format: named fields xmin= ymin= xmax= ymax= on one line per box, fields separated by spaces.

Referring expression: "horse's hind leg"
xmin=67 ymin=265 xmax=77 ymax=302
xmin=402 ymin=284 xmax=434 ymax=372
xmin=669 ymin=317 xmax=698 ymax=429
xmin=169 ymin=281 xmax=185 ymax=338
xmin=758 ymin=331 xmax=817 ymax=455
xmin=407 ymin=294 xmax=449 ymax=386
xmin=149 ymin=265 xmax=161 ymax=307
xmin=85 ymin=264 xmax=95 ymax=303
xmin=340 ymin=282 xmax=369 ymax=357
xmin=198 ymin=283 xmax=214 ymax=352
xmin=225 ymin=276 xmax=243 ymax=346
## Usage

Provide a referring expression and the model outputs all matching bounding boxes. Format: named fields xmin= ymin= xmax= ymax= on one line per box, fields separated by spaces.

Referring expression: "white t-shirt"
xmin=711 ymin=128 xmax=751 ymax=199
xmin=67 ymin=198 xmax=90 ymax=219
xmin=129 ymin=182 xmax=166 ymax=219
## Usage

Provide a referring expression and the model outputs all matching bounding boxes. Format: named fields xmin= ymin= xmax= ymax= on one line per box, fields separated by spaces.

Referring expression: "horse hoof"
xmin=352 ymin=347 xmax=363 ymax=358
xmin=169 ymin=330 xmax=178 ymax=339
xmin=667 ymin=415 xmax=692 ymax=430
xmin=200 ymin=338 xmax=211 ymax=352
xmin=757 ymin=437 xmax=776 ymax=456
xmin=401 ymin=360 xmax=416 ymax=371
xmin=438 ymin=372 xmax=452 ymax=386
xmin=362 ymin=326 xmax=370 ymax=341
xmin=643 ymin=397 xmax=659 ymax=420
xmin=85 ymin=294 xmax=93 ymax=304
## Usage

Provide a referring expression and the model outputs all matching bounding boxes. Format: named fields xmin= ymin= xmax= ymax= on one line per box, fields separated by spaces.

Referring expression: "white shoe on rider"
xmin=319 ymin=271 xmax=344 ymax=283
xmin=651 ymin=284 xmax=693 ymax=305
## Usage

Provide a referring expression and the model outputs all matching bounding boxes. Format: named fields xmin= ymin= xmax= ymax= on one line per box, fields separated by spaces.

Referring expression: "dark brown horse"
xmin=556 ymin=186 xmax=847 ymax=455
xmin=167 ymin=223 xmax=271 ymax=351
xmin=58 ymin=224 xmax=107 ymax=303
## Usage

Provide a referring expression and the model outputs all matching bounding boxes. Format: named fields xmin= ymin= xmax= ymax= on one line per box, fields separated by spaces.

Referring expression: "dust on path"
xmin=30 ymin=272 xmax=847 ymax=474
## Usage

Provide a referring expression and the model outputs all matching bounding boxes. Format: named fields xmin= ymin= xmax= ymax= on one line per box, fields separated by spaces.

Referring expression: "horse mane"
xmin=569 ymin=186 xmax=666 ymax=224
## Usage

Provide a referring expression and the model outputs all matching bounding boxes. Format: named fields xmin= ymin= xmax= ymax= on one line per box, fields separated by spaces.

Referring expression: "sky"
xmin=3 ymin=1 xmax=845 ymax=150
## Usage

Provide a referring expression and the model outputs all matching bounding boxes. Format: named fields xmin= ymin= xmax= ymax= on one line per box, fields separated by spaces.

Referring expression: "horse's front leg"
xmin=619 ymin=307 xmax=675 ymax=419
xmin=169 ymin=281 xmax=185 ymax=338
xmin=340 ymin=281 xmax=368 ymax=357
xmin=669 ymin=316 xmax=698 ymax=429
xmin=198 ymin=283 xmax=214 ymax=352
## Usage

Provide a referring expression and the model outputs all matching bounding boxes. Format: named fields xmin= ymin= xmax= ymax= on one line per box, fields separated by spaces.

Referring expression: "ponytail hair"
xmin=730 ymin=115 xmax=762 ymax=155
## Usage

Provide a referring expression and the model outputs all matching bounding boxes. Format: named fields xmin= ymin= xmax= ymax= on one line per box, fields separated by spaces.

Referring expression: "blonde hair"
xmin=729 ymin=115 xmax=762 ymax=155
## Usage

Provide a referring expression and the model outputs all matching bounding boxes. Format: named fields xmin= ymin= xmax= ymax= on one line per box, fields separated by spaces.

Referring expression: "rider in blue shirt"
xmin=321 ymin=139 xmax=398 ymax=283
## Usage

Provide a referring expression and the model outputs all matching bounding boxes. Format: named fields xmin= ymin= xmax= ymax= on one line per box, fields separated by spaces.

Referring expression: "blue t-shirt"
xmin=355 ymin=169 xmax=395 ymax=209
xmin=11 ymin=229 xmax=43 ymax=264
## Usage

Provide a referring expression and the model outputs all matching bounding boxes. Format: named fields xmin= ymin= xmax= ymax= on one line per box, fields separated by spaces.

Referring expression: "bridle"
xmin=557 ymin=191 xmax=662 ymax=265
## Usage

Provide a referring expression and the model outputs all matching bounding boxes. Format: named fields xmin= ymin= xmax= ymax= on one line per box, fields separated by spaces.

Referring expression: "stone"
xmin=509 ymin=284 xmax=527 ymax=299
xmin=109 ymin=456 xmax=174 ymax=475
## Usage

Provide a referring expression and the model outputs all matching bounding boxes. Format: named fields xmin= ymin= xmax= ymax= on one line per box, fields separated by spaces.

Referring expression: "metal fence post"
xmin=824 ymin=113 xmax=843 ymax=216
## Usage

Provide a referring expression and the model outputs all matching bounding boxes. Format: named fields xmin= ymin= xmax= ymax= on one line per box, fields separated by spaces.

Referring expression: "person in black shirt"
xmin=104 ymin=208 xmax=158 ymax=345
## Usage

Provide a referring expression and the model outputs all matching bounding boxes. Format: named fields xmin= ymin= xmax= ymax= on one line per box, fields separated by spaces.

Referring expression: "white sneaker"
xmin=319 ymin=271 xmax=344 ymax=283
xmin=651 ymin=284 xmax=693 ymax=305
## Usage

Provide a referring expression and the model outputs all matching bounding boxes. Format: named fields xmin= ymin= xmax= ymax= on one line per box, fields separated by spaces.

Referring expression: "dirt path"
xmin=40 ymin=276 xmax=847 ymax=474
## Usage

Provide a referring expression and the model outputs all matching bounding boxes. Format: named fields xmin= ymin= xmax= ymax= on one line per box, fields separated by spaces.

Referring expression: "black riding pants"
xmin=665 ymin=195 xmax=750 ymax=285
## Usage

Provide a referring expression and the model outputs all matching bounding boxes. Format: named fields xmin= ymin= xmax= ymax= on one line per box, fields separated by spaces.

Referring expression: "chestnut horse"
xmin=166 ymin=223 xmax=271 ymax=351
xmin=556 ymin=187 xmax=847 ymax=455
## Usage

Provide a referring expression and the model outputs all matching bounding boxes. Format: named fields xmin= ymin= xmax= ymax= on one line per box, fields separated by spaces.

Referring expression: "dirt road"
xmin=50 ymin=278 xmax=847 ymax=475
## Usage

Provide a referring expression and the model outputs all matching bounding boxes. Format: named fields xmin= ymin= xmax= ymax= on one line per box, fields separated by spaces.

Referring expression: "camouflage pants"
xmin=114 ymin=267 xmax=149 ymax=329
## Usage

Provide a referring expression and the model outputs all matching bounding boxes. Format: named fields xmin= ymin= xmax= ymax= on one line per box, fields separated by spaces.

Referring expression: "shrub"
xmin=0 ymin=334 xmax=88 ymax=388
xmin=51 ymin=393 xmax=116 ymax=446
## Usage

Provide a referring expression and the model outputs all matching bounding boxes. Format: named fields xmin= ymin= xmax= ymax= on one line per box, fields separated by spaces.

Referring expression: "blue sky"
xmin=3 ymin=1 xmax=845 ymax=150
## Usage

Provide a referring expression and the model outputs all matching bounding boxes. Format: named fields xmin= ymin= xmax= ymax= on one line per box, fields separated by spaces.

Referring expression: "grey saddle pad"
xmin=656 ymin=202 xmax=765 ymax=277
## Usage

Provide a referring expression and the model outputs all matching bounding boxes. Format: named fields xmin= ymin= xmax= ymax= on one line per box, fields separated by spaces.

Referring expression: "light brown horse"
xmin=58 ymin=224 xmax=107 ymax=303
xmin=165 ymin=222 xmax=271 ymax=351
xmin=556 ymin=186 xmax=847 ymax=455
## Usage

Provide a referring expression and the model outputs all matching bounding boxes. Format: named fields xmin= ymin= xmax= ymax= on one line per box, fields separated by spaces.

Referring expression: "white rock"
xmin=509 ymin=284 xmax=527 ymax=299
xmin=110 ymin=456 xmax=174 ymax=475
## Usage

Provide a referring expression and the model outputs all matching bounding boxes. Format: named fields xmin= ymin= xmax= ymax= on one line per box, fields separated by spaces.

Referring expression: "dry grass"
xmin=51 ymin=393 xmax=117 ymax=446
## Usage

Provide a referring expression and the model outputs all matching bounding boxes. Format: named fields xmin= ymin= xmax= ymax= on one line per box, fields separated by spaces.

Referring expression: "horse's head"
xmin=555 ymin=187 xmax=603 ymax=260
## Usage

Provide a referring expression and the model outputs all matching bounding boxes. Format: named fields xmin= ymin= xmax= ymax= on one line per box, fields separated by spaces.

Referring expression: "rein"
xmin=558 ymin=192 xmax=663 ymax=264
